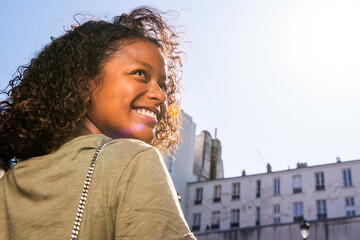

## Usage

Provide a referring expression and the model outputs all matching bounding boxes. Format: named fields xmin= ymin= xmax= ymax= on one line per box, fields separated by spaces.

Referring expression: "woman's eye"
xmin=159 ymin=83 xmax=167 ymax=91
xmin=133 ymin=70 xmax=147 ymax=78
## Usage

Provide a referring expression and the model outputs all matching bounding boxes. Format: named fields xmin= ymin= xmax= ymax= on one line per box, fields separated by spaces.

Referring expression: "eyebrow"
xmin=131 ymin=60 xmax=167 ymax=81
xmin=130 ymin=60 xmax=153 ymax=70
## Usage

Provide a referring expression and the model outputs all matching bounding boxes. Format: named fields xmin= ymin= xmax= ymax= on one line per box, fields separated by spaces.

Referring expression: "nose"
xmin=147 ymin=82 xmax=166 ymax=104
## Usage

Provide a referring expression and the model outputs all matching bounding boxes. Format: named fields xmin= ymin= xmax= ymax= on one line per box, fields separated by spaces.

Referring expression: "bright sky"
xmin=1 ymin=0 xmax=360 ymax=177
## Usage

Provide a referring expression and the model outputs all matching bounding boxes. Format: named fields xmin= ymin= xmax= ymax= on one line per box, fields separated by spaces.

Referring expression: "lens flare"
xmin=135 ymin=123 xmax=144 ymax=131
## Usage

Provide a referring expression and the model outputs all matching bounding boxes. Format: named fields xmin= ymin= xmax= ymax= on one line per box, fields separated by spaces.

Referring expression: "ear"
xmin=85 ymin=77 xmax=99 ymax=105
xmin=85 ymin=95 xmax=91 ymax=104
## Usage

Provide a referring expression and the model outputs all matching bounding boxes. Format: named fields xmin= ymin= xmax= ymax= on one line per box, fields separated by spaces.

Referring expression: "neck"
xmin=78 ymin=116 xmax=103 ymax=136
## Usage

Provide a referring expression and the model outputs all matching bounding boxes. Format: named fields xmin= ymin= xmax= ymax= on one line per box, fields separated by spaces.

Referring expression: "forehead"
xmin=112 ymin=40 xmax=166 ymax=68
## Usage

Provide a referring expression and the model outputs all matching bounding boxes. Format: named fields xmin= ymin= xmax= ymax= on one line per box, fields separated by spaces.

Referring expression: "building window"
xmin=345 ymin=197 xmax=356 ymax=216
xmin=256 ymin=180 xmax=261 ymax=198
xmin=211 ymin=211 xmax=220 ymax=229
xmin=274 ymin=178 xmax=280 ymax=196
xmin=347 ymin=210 xmax=356 ymax=216
xmin=230 ymin=209 xmax=240 ymax=228
xmin=343 ymin=169 xmax=353 ymax=187
xmin=273 ymin=205 xmax=281 ymax=223
xmin=255 ymin=207 xmax=261 ymax=226
xmin=316 ymin=200 xmax=327 ymax=220
xmin=293 ymin=175 xmax=302 ymax=194
xmin=232 ymin=182 xmax=240 ymax=200
xmin=192 ymin=213 xmax=201 ymax=231
xmin=293 ymin=202 xmax=304 ymax=222
xmin=213 ymin=185 xmax=222 ymax=202
xmin=315 ymin=172 xmax=325 ymax=191
xmin=195 ymin=188 xmax=203 ymax=205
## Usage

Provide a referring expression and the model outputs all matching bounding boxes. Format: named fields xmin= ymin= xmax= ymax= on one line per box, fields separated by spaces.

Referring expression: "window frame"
xmin=315 ymin=172 xmax=325 ymax=191
xmin=293 ymin=175 xmax=302 ymax=194
xmin=255 ymin=207 xmax=261 ymax=226
xmin=273 ymin=204 xmax=281 ymax=224
xmin=343 ymin=169 xmax=353 ymax=187
xmin=345 ymin=197 xmax=356 ymax=216
xmin=230 ymin=209 xmax=240 ymax=228
xmin=213 ymin=185 xmax=222 ymax=202
xmin=211 ymin=211 xmax=221 ymax=229
xmin=195 ymin=187 xmax=203 ymax=205
xmin=316 ymin=200 xmax=327 ymax=220
xmin=256 ymin=180 xmax=261 ymax=198
xmin=232 ymin=182 xmax=240 ymax=200
xmin=273 ymin=177 xmax=280 ymax=196
xmin=293 ymin=202 xmax=304 ymax=222
xmin=192 ymin=213 xmax=201 ymax=231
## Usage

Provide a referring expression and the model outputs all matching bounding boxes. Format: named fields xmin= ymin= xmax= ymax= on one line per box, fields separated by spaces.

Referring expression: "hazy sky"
xmin=1 ymin=0 xmax=360 ymax=177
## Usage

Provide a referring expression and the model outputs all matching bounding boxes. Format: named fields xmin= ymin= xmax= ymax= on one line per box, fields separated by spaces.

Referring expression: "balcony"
xmin=232 ymin=195 xmax=240 ymax=200
xmin=194 ymin=199 xmax=202 ymax=205
xmin=316 ymin=185 xmax=325 ymax=191
xmin=294 ymin=216 xmax=304 ymax=222
xmin=211 ymin=224 xmax=220 ymax=230
xmin=293 ymin=188 xmax=302 ymax=194
xmin=213 ymin=197 xmax=221 ymax=203
xmin=230 ymin=222 xmax=239 ymax=228
xmin=317 ymin=213 xmax=327 ymax=220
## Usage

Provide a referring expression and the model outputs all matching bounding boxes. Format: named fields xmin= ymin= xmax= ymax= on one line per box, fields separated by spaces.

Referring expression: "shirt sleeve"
xmin=114 ymin=147 xmax=196 ymax=240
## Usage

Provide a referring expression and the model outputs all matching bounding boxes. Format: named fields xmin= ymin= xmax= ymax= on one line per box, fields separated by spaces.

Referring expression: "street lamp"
xmin=300 ymin=220 xmax=310 ymax=240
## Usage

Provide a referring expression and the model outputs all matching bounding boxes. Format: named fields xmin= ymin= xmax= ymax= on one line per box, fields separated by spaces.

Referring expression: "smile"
xmin=134 ymin=108 xmax=158 ymax=121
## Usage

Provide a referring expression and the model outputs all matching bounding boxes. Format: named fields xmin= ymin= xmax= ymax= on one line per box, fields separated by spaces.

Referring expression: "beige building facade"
xmin=186 ymin=159 xmax=360 ymax=240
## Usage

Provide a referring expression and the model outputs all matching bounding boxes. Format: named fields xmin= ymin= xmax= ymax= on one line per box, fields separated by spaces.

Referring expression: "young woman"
xmin=0 ymin=7 xmax=196 ymax=240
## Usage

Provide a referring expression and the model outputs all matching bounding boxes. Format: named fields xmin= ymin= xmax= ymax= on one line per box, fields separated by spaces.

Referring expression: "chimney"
xmin=267 ymin=163 xmax=272 ymax=173
xmin=242 ymin=170 xmax=246 ymax=176
xmin=296 ymin=162 xmax=308 ymax=168
xmin=336 ymin=157 xmax=341 ymax=163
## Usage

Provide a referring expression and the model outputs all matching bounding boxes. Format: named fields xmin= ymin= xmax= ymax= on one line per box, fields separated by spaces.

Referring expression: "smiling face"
xmin=85 ymin=39 xmax=167 ymax=143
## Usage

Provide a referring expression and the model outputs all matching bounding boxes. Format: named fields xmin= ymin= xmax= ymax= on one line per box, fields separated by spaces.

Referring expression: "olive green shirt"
xmin=0 ymin=134 xmax=196 ymax=240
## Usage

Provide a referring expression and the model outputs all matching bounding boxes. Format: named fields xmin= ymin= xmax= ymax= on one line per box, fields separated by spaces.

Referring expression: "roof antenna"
xmin=256 ymin=149 xmax=267 ymax=168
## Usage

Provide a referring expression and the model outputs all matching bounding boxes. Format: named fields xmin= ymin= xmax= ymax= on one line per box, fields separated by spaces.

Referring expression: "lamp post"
xmin=300 ymin=220 xmax=310 ymax=240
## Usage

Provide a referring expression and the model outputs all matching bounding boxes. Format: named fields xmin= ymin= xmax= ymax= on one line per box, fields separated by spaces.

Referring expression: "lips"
xmin=132 ymin=106 xmax=161 ymax=123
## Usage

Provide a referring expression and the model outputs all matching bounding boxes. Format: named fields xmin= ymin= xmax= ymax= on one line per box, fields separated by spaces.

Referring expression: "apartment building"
xmin=186 ymin=159 xmax=360 ymax=240
xmin=165 ymin=111 xmax=224 ymax=214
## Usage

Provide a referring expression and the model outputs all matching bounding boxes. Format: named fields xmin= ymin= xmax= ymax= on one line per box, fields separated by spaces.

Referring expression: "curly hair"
xmin=0 ymin=7 xmax=183 ymax=171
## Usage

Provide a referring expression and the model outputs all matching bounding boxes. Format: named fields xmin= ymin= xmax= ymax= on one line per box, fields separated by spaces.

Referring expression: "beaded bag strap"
xmin=70 ymin=138 xmax=113 ymax=240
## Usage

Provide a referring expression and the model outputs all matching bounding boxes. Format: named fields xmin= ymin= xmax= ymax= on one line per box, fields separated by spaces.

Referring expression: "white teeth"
xmin=135 ymin=108 xmax=157 ymax=120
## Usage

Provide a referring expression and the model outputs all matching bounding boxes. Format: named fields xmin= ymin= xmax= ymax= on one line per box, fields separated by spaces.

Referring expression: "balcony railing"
xmin=294 ymin=216 xmax=304 ymax=222
xmin=232 ymin=195 xmax=240 ymax=200
xmin=194 ymin=199 xmax=202 ymax=205
xmin=230 ymin=222 xmax=239 ymax=228
xmin=293 ymin=188 xmax=302 ymax=194
xmin=316 ymin=185 xmax=325 ymax=191
xmin=211 ymin=224 xmax=220 ymax=229
xmin=213 ymin=197 xmax=221 ymax=203
xmin=317 ymin=213 xmax=327 ymax=220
